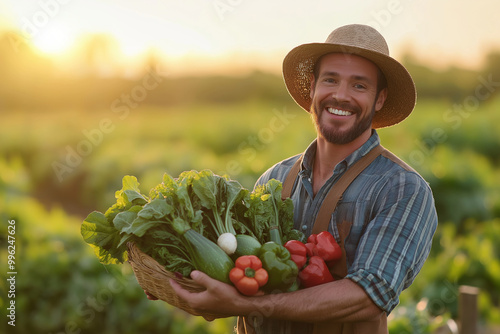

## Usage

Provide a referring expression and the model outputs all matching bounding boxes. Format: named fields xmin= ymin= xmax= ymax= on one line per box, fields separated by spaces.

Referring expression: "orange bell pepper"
xmin=229 ymin=255 xmax=269 ymax=296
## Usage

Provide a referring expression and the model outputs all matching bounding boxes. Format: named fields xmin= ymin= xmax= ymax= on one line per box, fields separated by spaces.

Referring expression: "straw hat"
xmin=282 ymin=24 xmax=416 ymax=128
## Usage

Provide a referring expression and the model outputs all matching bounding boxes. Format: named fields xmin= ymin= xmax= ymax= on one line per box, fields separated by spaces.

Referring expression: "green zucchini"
xmin=234 ymin=234 xmax=262 ymax=257
xmin=182 ymin=229 xmax=234 ymax=284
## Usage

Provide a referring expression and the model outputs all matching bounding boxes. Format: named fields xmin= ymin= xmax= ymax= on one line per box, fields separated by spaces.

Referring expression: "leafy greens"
xmin=81 ymin=171 xmax=304 ymax=277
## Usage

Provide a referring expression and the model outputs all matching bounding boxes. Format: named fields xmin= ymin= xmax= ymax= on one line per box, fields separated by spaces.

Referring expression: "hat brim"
xmin=282 ymin=43 xmax=416 ymax=129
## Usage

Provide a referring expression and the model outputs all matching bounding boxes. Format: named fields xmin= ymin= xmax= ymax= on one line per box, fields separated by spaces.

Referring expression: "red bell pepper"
xmin=282 ymin=240 xmax=308 ymax=268
xmin=284 ymin=239 xmax=335 ymax=288
xmin=305 ymin=242 xmax=315 ymax=257
xmin=229 ymin=255 xmax=269 ymax=296
xmin=307 ymin=231 xmax=342 ymax=263
xmin=298 ymin=256 xmax=334 ymax=288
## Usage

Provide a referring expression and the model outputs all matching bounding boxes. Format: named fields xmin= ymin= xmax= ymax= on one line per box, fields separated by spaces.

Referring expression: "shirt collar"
xmin=301 ymin=130 xmax=381 ymax=173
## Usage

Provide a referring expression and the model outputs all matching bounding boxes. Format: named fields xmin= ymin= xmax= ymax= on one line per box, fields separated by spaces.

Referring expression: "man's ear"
xmin=309 ymin=74 xmax=316 ymax=100
xmin=375 ymin=88 xmax=388 ymax=112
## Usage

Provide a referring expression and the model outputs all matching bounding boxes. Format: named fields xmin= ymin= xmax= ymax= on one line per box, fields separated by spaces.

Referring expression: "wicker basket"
xmin=127 ymin=242 xmax=220 ymax=320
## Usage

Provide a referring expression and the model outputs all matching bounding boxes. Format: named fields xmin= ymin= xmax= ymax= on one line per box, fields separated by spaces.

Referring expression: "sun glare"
xmin=32 ymin=29 xmax=73 ymax=56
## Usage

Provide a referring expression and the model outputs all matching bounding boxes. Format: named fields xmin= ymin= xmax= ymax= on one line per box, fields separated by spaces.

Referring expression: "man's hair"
xmin=312 ymin=53 xmax=388 ymax=94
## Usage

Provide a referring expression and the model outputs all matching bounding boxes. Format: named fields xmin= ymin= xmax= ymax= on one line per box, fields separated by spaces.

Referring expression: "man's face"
xmin=310 ymin=53 xmax=387 ymax=145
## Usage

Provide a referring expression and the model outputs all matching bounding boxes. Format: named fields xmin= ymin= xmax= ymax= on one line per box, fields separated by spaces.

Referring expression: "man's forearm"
xmin=239 ymin=278 xmax=384 ymax=323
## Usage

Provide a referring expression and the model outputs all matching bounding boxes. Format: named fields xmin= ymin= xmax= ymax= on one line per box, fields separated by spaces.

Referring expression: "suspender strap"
xmin=281 ymin=154 xmax=303 ymax=201
xmin=280 ymin=145 xmax=386 ymax=233
xmin=312 ymin=144 xmax=385 ymax=234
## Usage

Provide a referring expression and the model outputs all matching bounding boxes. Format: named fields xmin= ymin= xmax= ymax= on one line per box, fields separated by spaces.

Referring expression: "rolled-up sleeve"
xmin=345 ymin=172 xmax=438 ymax=313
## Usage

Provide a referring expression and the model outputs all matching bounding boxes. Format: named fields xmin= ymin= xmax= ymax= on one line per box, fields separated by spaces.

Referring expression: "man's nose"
xmin=332 ymin=82 xmax=350 ymax=101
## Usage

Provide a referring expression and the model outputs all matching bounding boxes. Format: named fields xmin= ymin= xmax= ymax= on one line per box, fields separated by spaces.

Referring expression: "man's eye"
xmin=354 ymin=84 xmax=366 ymax=89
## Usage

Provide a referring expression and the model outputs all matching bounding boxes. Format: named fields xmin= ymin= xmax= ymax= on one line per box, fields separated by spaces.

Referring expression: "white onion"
xmin=217 ymin=233 xmax=237 ymax=255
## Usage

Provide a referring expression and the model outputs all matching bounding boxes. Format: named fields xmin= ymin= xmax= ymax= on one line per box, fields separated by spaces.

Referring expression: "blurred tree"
xmin=482 ymin=51 xmax=500 ymax=98
xmin=402 ymin=53 xmax=477 ymax=102
xmin=73 ymin=33 xmax=122 ymax=77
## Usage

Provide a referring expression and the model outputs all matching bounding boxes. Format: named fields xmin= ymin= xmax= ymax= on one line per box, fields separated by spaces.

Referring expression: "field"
xmin=1 ymin=93 xmax=500 ymax=333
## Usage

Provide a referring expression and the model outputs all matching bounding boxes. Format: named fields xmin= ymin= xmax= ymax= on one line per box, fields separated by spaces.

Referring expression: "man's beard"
xmin=311 ymin=99 xmax=376 ymax=145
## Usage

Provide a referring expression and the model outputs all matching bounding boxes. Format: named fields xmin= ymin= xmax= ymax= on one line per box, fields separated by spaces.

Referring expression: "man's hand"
xmin=170 ymin=270 xmax=247 ymax=317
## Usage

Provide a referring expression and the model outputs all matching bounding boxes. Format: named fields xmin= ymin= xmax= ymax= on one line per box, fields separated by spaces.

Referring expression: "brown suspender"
xmin=281 ymin=144 xmax=385 ymax=233
xmin=281 ymin=154 xmax=302 ymax=201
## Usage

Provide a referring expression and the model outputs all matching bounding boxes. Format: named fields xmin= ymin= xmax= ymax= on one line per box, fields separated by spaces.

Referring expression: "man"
xmin=164 ymin=24 xmax=438 ymax=334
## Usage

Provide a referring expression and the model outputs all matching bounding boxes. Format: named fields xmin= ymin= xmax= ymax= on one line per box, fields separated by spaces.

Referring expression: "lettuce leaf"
xmin=243 ymin=179 xmax=305 ymax=244
xmin=81 ymin=211 xmax=127 ymax=264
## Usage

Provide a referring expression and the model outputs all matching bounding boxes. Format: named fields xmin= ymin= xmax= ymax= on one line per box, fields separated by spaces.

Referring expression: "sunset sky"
xmin=1 ymin=0 xmax=499 ymax=75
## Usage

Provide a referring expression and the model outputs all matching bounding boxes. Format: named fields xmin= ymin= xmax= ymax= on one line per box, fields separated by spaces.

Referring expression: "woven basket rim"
xmin=127 ymin=242 xmax=221 ymax=319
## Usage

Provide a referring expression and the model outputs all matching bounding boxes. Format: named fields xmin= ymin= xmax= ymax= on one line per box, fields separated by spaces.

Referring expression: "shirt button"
xmin=301 ymin=225 xmax=307 ymax=231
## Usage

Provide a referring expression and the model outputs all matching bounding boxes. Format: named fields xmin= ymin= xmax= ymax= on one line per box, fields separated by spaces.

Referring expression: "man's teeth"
xmin=327 ymin=108 xmax=353 ymax=116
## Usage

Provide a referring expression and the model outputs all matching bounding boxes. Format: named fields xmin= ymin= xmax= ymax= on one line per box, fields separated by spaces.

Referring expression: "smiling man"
xmin=165 ymin=24 xmax=438 ymax=334
xmin=307 ymin=52 xmax=388 ymax=195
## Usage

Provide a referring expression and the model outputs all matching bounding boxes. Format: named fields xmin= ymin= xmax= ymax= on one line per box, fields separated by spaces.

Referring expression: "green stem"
xmin=269 ymin=192 xmax=282 ymax=244
xmin=207 ymin=214 xmax=223 ymax=238
xmin=156 ymin=242 xmax=192 ymax=262
xmin=213 ymin=208 xmax=225 ymax=236
xmin=225 ymin=213 xmax=236 ymax=235
xmin=244 ymin=267 xmax=256 ymax=278
xmin=269 ymin=225 xmax=282 ymax=245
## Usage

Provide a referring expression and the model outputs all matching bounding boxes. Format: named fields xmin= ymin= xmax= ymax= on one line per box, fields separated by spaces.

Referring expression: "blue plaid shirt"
xmin=253 ymin=130 xmax=438 ymax=333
